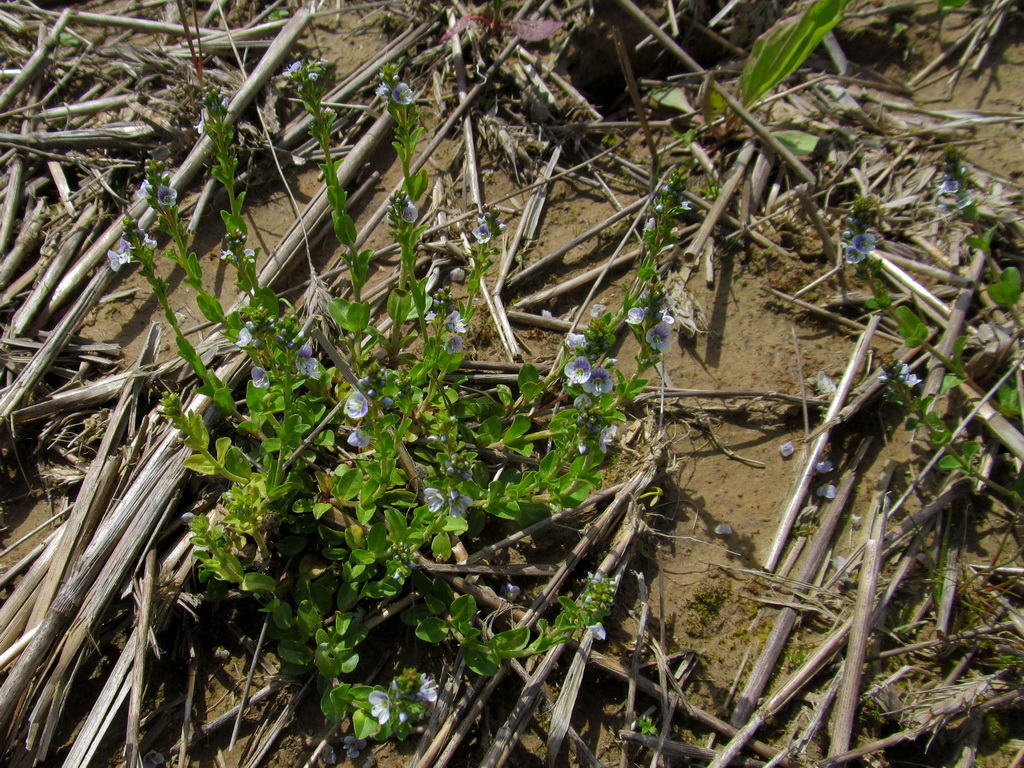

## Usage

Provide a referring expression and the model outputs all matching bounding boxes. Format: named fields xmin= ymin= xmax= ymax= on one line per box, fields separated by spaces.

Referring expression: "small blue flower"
xmin=581 ymin=367 xmax=613 ymax=395
xmin=955 ymin=190 xmax=973 ymax=209
xmin=598 ymin=424 xmax=617 ymax=453
xmin=573 ymin=394 xmax=592 ymax=409
xmin=564 ymin=356 xmax=592 ymax=385
xmin=450 ymin=267 xmax=466 ymax=282
xmin=472 ymin=222 xmax=492 ymax=243
xmin=251 ymin=366 xmax=269 ymax=388
xmin=418 ymin=674 xmax=438 ymax=703
xmin=137 ymin=179 xmax=152 ymax=199
xmin=645 ymin=323 xmax=671 ymax=352
xmin=282 ymin=61 xmax=301 ymax=78
xmin=502 ymin=583 xmax=522 ymax=600
xmin=852 ymin=233 xmax=876 ymax=254
xmin=448 ymin=489 xmax=473 ymax=517
xmin=815 ymin=460 xmax=833 ymax=473
xmin=424 ymin=486 xmax=444 ymax=513
xmin=445 ymin=335 xmax=464 ymax=354
xmin=588 ymin=623 xmax=607 ymax=640
xmin=345 ymin=391 xmax=369 ymax=419
xmin=625 ymin=307 xmax=646 ymax=325
xmin=845 ymin=244 xmax=867 ymax=264
xmin=780 ymin=441 xmax=795 ymax=457
xmin=392 ymin=82 xmax=414 ymax=105
xmin=816 ymin=484 xmax=837 ymax=499
xmin=375 ymin=82 xmax=389 ymax=98
xmin=347 ymin=428 xmax=370 ymax=448
xmin=236 ymin=327 xmax=253 ymax=348
xmin=445 ymin=311 xmax=467 ymax=334
xmin=566 ymin=332 xmax=587 ymax=348
xmin=107 ymin=239 xmax=133 ymax=271
xmin=939 ymin=178 xmax=960 ymax=195
xmin=368 ymin=691 xmax=391 ymax=725
xmin=296 ymin=356 xmax=319 ymax=377
xmin=342 ymin=736 xmax=366 ymax=759
xmin=156 ymin=185 xmax=177 ymax=207
xmin=401 ymin=201 xmax=418 ymax=223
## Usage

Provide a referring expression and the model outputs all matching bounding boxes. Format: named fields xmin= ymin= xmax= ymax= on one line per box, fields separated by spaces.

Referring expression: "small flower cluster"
xmin=625 ymin=284 xmax=676 ymax=357
xmin=220 ymin=229 xmax=256 ymax=266
xmin=358 ymin=365 xmax=409 ymax=411
xmin=878 ymin=360 xmax=921 ymax=388
xmin=471 ymin=208 xmax=506 ymax=245
xmin=642 ymin=170 xmax=694 ymax=263
xmin=282 ymin=59 xmax=326 ymax=87
xmin=425 ymin=291 xmax=467 ymax=355
xmin=575 ymin=571 xmax=620 ymax=640
xmin=374 ymin=70 xmax=414 ymax=106
xmin=387 ymin=192 xmax=418 ymax=225
xmin=137 ymin=160 xmax=178 ymax=210
xmin=107 ymin=218 xmax=156 ymax=272
xmin=368 ymin=669 xmax=438 ymax=731
xmin=841 ymin=196 xmax=878 ymax=265
xmin=561 ymin=324 xmax=615 ymax=392
xmin=423 ymin=422 xmax=475 ymax=517
xmin=569 ymin=397 xmax=617 ymax=455
xmin=936 ymin=147 xmax=974 ymax=211
xmin=195 ymin=84 xmax=229 ymax=135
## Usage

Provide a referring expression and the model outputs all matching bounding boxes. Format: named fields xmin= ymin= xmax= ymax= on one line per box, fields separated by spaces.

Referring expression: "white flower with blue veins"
xmin=345 ymin=391 xmax=369 ymax=419
xmin=645 ymin=323 xmax=671 ymax=352
xmin=626 ymin=307 xmax=646 ymax=325
xmin=368 ymin=691 xmax=391 ymax=725
xmin=564 ymin=356 xmax=592 ymax=384
xmin=581 ymin=367 xmax=613 ymax=395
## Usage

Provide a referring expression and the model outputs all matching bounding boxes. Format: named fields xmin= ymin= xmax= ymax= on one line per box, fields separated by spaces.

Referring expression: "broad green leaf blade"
xmin=740 ymin=0 xmax=850 ymax=106
xmin=772 ymin=130 xmax=820 ymax=155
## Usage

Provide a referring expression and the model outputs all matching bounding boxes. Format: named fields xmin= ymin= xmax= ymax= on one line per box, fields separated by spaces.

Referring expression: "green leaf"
xmin=431 ymin=533 xmax=452 ymax=561
xmin=461 ymin=645 xmax=499 ymax=676
xmin=183 ymin=454 xmax=218 ymax=475
xmin=938 ymin=454 xmax=964 ymax=472
xmin=939 ymin=373 xmax=965 ymax=396
xmin=701 ymin=77 xmax=729 ymax=129
xmin=739 ymin=0 xmax=850 ymax=106
xmin=352 ymin=709 xmax=376 ymax=739
xmin=322 ymin=685 xmax=350 ymax=723
xmin=989 ymin=267 xmax=1021 ymax=308
xmin=490 ymin=626 xmax=530 ymax=656
xmin=416 ymin=617 xmax=449 ymax=643
xmin=449 ymin=594 xmax=476 ymax=623
xmin=938 ymin=0 xmax=968 ymax=12
xmin=649 ymin=87 xmax=692 ymax=113
xmin=998 ymin=382 xmax=1021 ymax=417
xmin=772 ymin=130 xmax=819 ymax=156
xmin=893 ymin=306 xmax=928 ymax=347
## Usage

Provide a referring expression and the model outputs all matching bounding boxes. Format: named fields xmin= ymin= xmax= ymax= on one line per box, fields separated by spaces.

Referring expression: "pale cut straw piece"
xmin=0 ymin=9 xmax=71 ymax=113
xmin=0 ymin=197 xmax=46 ymax=295
xmin=8 ymin=203 xmax=97 ymax=337
xmin=731 ymin=439 xmax=877 ymax=726
xmin=827 ymin=493 xmax=887 ymax=755
xmin=545 ymin=631 xmax=593 ymax=766
xmin=876 ymin=252 xmax=952 ymax=322
xmin=683 ymin=139 xmax=755 ymax=269
xmin=763 ymin=316 xmax=880 ymax=572
xmin=124 ymin=549 xmax=157 ymax=768
xmin=496 ymin=146 xmax=561 ymax=295
xmin=619 ymin=572 xmax=651 ymax=768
